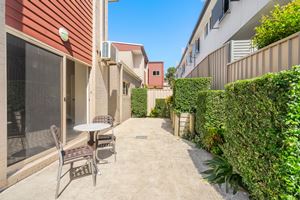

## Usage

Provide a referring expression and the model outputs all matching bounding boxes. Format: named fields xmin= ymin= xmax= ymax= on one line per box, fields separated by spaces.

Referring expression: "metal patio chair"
xmin=92 ymin=115 xmax=117 ymax=162
xmin=50 ymin=125 xmax=96 ymax=199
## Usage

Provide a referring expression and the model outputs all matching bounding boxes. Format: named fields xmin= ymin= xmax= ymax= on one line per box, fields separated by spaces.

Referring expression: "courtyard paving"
xmin=0 ymin=118 xmax=249 ymax=200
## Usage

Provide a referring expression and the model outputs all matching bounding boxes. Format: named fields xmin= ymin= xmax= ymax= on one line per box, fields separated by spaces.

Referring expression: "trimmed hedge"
xmin=173 ymin=78 xmax=211 ymax=113
xmin=131 ymin=88 xmax=147 ymax=117
xmin=224 ymin=66 xmax=300 ymax=199
xmin=195 ymin=90 xmax=225 ymax=155
xmin=150 ymin=99 xmax=169 ymax=118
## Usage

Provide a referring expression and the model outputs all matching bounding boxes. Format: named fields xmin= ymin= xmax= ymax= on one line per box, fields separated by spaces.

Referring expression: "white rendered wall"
xmin=181 ymin=0 xmax=278 ymax=77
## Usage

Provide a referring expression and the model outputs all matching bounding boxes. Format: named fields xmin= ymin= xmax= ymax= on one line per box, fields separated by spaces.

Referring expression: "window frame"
xmin=123 ymin=81 xmax=130 ymax=96
xmin=189 ymin=51 xmax=193 ymax=64
xmin=205 ymin=23 xmax=209 ymax=37
xmin=195 ymin=38 xmax=200 ymax=53
xmin=152 ymin=70 xmax=160 ymax=76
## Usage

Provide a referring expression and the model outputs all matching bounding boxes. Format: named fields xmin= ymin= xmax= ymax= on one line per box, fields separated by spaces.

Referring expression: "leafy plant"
xmin=173 ymin=78 xmax=211 ymax=113
xmin=202 ymin=126 xmax=224 ymax=155
xmin=203 ymin=156 xmax=244 ymax=194
xmin=224 ymin=66 xmax=300 ymax=199
xmin=131 ymin=88 xmax=147 ymax=117
xmin=253 ymin=0 xmax=300 ymax=49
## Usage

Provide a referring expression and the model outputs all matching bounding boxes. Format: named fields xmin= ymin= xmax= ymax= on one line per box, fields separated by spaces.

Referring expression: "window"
xmin=195 ymin=38 xmax=200 ymax=53
xmin=7 ymin=34 xmax=62 ymax=166
xmin=205 ymin=23 xmax=209 ymax=37
xmin=210 ymin=17 xmax=213 ymax=30
xmin=189 ymin=51 xmax=193 ymax=63
xmin=123 ymin=82 xmax=130 ymax=95
xmin=211 ymin=0 xmax=231 ymax=27
xmin=224 ymin=0 xmax=230 ymax=14
xmin=152 ymin=71 xmax=160 ymax=76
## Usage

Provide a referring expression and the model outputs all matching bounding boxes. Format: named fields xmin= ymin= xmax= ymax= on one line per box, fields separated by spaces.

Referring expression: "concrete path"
xmin=0 ymin=118 xmax=249 ymax=200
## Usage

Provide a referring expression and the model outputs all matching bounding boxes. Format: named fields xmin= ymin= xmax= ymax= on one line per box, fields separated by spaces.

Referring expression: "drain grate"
xmin=135 ymin=136 xmax=148 ymax=139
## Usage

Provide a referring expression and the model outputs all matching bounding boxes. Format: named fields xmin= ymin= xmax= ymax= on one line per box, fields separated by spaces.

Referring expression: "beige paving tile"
xmin=0 ymin=118 xmax=249 ymax=200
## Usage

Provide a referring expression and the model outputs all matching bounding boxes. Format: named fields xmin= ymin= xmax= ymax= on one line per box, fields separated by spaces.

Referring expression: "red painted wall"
xmin=6 ymin=0 xmax=93 ymax=65
xmin=148 ymin=62 xmax=164 ymax=89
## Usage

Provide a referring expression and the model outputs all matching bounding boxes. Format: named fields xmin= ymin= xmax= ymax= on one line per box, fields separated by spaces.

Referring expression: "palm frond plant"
xmin=202 ymin=156 xmax=245 ymax=194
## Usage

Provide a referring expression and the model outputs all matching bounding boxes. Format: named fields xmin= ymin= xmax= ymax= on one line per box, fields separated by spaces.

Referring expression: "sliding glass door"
xmin=7 ymin=34 xmax=62 ymax=166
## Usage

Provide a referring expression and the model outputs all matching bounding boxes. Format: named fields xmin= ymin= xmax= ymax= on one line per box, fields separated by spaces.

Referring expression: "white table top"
xmin=73 ymin=123 xmax=111 ymax=132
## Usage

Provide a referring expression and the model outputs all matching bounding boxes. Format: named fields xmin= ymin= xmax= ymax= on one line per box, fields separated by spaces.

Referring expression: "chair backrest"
xmin=93 ymin=115 xmax=114 ymax=126
xmin=50 ymin=125 xmax=62 ymax=151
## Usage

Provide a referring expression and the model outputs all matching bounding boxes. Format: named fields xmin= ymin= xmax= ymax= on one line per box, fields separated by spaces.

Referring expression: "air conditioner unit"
xmin=101 ymin=41 xmax=112 ymax=60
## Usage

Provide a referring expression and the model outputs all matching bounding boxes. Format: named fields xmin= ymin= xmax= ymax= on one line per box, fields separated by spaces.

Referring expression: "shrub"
xmin=224 ymin=66 xmax=300 ymax=199
xmin=195 ymin=90 xmax=225 ymax=155
xmin=150 ymin=98 xmax=169 ymax=118
xmin=173 ymin=78 xmax=211 ymax=113
xmin=131 ymin=88 xmax=147 ymax=117
xmin=253 ymin=1 xmax=300 ymax=49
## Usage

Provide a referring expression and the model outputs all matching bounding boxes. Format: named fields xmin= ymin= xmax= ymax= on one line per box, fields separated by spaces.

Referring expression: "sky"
xmin=108 ymin=0 xmax=205 ymax=74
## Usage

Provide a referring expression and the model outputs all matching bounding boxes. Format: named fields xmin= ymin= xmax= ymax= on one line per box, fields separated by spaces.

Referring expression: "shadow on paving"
xmin=183 ymin=140 xmax=249 ymax=200
xmin=160 ymin=119 xmax=173 ymax=135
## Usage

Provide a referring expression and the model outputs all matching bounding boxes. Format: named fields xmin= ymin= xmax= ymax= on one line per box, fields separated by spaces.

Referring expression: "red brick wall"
xmin=6 ymin=0 xmax=93 ymax=65
xmin=148 ymin=62 xmax=164 ymax=89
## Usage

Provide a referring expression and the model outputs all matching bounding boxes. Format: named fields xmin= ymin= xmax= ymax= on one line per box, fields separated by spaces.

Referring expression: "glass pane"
xmin=66 ymin=60 xmax=88 ymax=142
xmin=7 ymin=34 xmax=62 ymax=166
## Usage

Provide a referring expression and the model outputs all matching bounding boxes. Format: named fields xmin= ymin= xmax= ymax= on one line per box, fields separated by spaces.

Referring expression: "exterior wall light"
xmin=59 ymin=27 xmax=69 ymax=42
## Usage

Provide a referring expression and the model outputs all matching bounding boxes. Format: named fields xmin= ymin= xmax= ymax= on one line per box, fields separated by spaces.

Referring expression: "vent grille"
xmin=231 ymin=40 xmax=256 ymax=62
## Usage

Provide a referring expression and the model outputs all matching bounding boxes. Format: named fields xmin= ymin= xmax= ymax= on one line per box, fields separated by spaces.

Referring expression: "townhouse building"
xmin=176 ymin=0 xmax=291 ymax=89
xmin=148 ymin=61 xmax=164 ymax=89
xmin=105 ymin=42 xmax=149 ymax=124
xmin=0 ymin=0 xmax=115 ymax=189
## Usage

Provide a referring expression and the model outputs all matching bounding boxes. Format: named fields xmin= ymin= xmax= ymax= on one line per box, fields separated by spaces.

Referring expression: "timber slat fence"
xmin=147 ymin=89 xmax=172 ymax=115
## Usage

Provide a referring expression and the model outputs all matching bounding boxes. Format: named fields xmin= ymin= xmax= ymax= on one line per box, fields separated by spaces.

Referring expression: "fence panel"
xmin=147 ymin=89 xmax=173 ymax=114
xmin=227 ymin=32 xmax=300 ymax=83
xmin=208 ymin=43 xmax=230 ymax=89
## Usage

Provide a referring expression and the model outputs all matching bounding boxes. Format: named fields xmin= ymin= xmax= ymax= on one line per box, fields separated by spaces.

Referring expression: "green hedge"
xmin=253 ymin=1 xmax=300 ymax=49
xmin=173 ymin=78 xmax=211 ymax=113
xmin=195 ymin=90 xmax=225 ymax=155
xmin=150 ymin=99 xmax=170 ymax=118
xmin=131 ymin=88 xmax=147 ymax=117
xmin=224 ymin=66 xmax=300 ymax=199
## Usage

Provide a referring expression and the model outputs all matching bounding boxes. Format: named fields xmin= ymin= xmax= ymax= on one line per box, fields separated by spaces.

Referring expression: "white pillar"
xmin=0 ymin=0 xmax=7 ymax=189
xmin=90 ymin=0 xmax=110 ymax=121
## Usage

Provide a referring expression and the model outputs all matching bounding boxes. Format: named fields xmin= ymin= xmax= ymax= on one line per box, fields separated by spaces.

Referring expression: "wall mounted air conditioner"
xmin=101 ymin=41 xmax=112 ymax=60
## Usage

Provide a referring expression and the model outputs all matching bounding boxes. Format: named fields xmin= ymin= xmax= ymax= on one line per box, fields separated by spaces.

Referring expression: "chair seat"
xmin=63 ymin=146 xmax=93 ymax=162
xmin=96 ymin=139 xmax=114 ymax=148
xmin=97 ymin=134 xmax=116 ymax=141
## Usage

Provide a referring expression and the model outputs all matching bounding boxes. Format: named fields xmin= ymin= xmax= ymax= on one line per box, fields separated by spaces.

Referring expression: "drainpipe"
xmin=118 ymin=62 xmax=123 ymax=122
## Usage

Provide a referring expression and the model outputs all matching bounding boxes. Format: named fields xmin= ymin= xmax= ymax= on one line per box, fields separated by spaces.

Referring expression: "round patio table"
xmin=74 ymin=123 xmax=111 ymax=174
xmin=74 ymin=123 xmax=111 ymax=146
